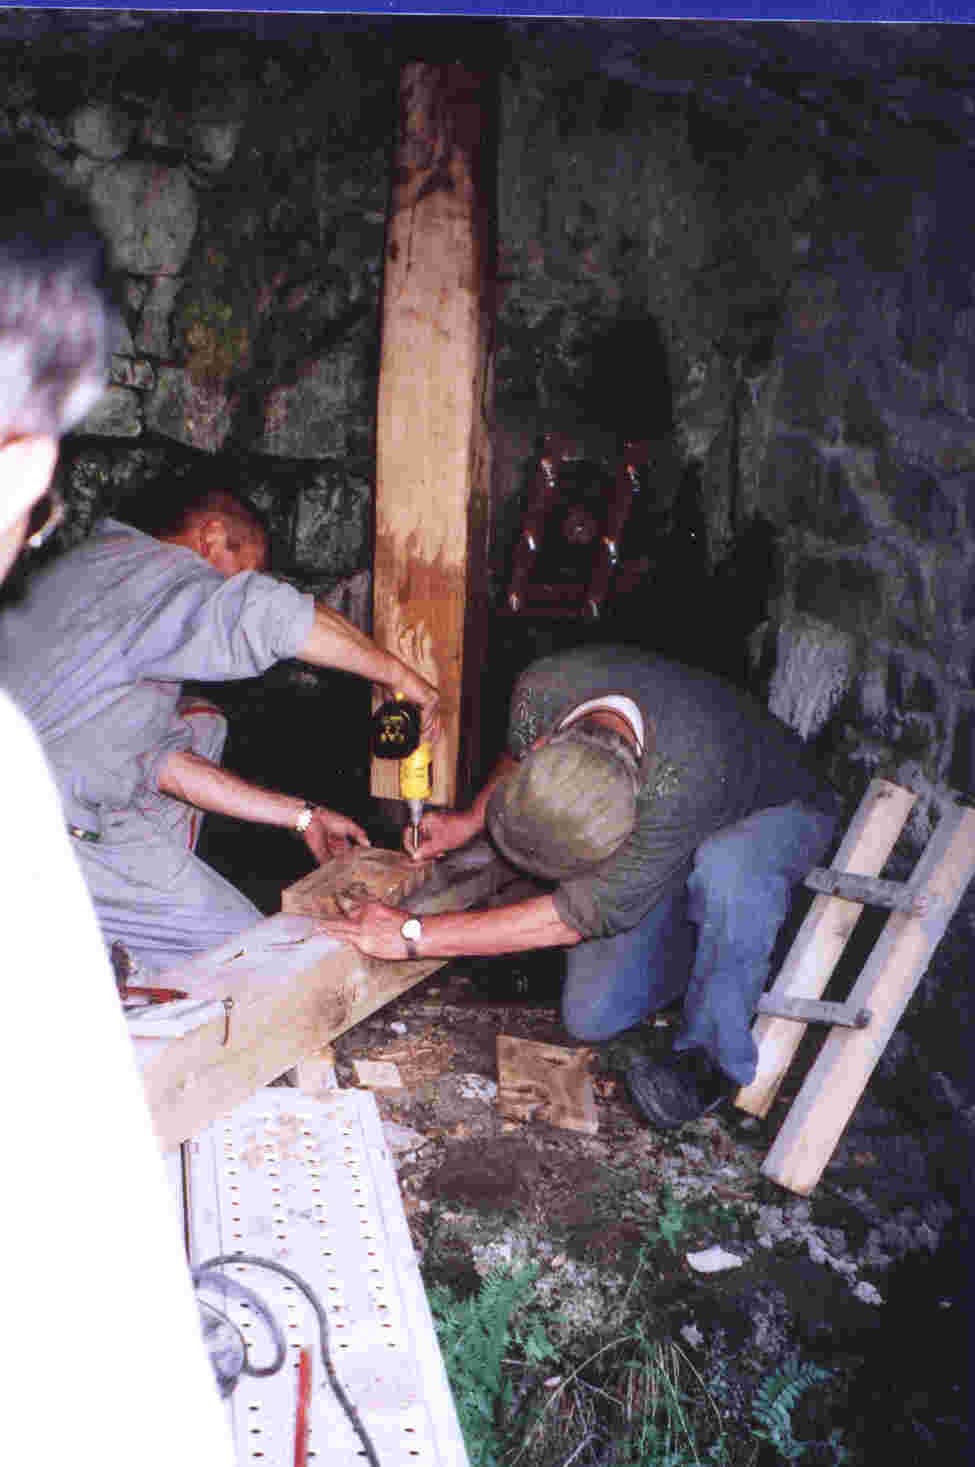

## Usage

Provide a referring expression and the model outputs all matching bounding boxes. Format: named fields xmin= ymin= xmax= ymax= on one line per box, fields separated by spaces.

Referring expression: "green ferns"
xmin=429 ymin=1265 xmax=555 ymax=1467
xmin=751 ymin=1360 xmax=848 ymax=1464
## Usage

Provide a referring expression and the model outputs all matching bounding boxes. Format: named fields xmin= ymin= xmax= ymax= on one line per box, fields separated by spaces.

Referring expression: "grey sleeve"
xmin=126 ymin=568 xmax=316 ymax=684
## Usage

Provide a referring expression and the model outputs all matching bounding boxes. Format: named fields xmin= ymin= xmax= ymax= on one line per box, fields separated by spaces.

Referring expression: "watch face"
xmin=401 ymin=917 xmax=422 ymax=941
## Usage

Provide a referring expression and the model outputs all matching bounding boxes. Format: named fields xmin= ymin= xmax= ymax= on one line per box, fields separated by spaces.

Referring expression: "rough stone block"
xmin=190 ymin=118 xmax=242 ymax=171
xmin=70 ymin=102 xmax=133 ymax=160
xmin=136 ymin=276 xmax=182 ymax=356
xmin=793 ymin=554 xmax=885 ymax=639
xmin=258 ymin=354 xmax=355 ymax=459
xmin=292 ymin=470 xmax=370 ymax=580
xmin=145 ymin=366 xmax=234 ymax=452
xmin=786 ymin=273 xmax=841 ymax=334
xmin=758 ymin=436 xmax=868 ymax=542
xmin=77 ymin=386 xmax=142 ymax=439
xmin=89 ymin=161 xmax=198 ymax=276
xmin=109 ymin=356 xmax=155 ymax=391
xmin=889 ymin=467 xmax=960 ymax=540
xmin=774 ymin=348 xmax=847 ymax=433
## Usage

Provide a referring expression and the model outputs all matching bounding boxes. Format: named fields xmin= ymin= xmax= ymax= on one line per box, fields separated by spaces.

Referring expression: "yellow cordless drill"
xmin=370 ymin=694 xmax=432 ymax=851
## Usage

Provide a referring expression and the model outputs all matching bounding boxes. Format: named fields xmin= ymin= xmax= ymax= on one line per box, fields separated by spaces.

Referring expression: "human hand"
xmin=316 ymin=900 xmax=417 ymax=960
xmin=302 ymin=807 xmax=371 ymax=864
xmin=389 ymin=672 xmax=441 ymax=746
xmin=402 ymin=807 xmax=478 ymax=863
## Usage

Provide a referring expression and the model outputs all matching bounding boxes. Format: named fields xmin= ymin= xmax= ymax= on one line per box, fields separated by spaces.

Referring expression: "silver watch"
xmin=400 ymin=916 xmax=423 ymax=959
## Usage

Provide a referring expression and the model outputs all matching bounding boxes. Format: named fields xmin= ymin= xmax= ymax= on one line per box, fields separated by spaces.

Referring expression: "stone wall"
xmin=9 ymin=24 xmax=398 ymax=602
xmin=742 ymin=157 xmax=975 ymax=819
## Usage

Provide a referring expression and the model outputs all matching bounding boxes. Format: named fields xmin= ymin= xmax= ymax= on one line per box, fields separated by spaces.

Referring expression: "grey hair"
xmin=0 ymin=152 xmax=116 ymax=439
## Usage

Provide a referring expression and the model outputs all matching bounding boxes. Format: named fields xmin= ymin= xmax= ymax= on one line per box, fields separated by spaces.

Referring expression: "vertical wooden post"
xmin=371 ymin=60 xmax=497 ymax=809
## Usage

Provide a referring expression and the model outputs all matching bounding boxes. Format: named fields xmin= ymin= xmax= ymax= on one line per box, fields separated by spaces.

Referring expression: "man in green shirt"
xmin=321 ymin=644 xmax=839 ymax=1130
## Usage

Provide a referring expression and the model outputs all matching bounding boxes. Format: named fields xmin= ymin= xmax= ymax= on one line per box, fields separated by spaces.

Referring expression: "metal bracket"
xmin=803 ymin=866 xmax=926 ymax=914
xmin=757 ymin=995 xmax=872 ymax=1029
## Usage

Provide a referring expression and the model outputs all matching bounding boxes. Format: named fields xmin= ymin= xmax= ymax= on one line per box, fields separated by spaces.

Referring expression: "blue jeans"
xmin=561 ymin=800 xmax=838 ymax=1086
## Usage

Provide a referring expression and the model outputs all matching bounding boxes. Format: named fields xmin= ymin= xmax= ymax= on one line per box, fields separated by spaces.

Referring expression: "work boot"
xmin=626 ymin=1048 xmax=735 ymax=1130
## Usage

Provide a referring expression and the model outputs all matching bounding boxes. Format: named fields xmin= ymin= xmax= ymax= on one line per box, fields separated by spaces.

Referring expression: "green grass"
xmin=428 ymin=1225 xmax=852 ymax=1467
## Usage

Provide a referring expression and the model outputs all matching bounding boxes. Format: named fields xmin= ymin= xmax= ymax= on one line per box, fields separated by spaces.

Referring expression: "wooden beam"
xmin=761 ymin=802 xmax=975 ymax=1194
xmin=371 ymin=60 xmax=497 ymax=811
xmin=736 ymin=779 xmax=916 ymax=1118
xmin=139 ymin=850 xmax=448 ymax=1152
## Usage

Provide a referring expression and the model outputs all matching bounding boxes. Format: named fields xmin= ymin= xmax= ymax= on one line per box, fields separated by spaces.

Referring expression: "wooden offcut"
xmin=281 ymin=846 xmax=429 ymax=918
xmin=496 ymin=1034 xmax=598 ymax=1135
xmin=370 ymin=60 xmax=497 ymax=810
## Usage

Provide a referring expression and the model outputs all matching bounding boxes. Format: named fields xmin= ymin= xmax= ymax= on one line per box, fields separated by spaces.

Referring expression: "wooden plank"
xmin=736 ymin=779 xmax=916 ymax=1118
xmin=762 ymin=803 xmax=975 ymax=1194
xmin=496 ymin=1035 xmax=598 ymax=1135
xmin=140 ymin=849 xmax=449 ymax=1151
xmin=370 ymin=61 xmax=497 ymax=810
xmin=137 ymin=915 xmax=448 ymax=1153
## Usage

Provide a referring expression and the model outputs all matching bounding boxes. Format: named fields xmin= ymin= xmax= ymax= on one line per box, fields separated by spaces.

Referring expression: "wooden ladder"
xmin=735 ymin=777 xmax=975 ymax=1195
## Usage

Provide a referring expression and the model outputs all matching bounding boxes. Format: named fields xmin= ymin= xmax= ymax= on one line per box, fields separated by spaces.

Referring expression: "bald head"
xmin=149 ymin=487 xmax=269 ymax=578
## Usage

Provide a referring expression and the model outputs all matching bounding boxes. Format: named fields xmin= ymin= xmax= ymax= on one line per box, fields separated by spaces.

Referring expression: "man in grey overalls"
xmin=0 ymin=481 xmax=440 ymax=974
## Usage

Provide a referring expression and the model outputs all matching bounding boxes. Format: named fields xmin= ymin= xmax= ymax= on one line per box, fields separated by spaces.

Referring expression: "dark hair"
xmin=0 ymin=149 xmax=116 ymax=438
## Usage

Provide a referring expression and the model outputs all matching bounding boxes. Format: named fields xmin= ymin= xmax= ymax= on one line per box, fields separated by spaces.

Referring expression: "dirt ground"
xmin=328 ymin=960 xmax=970 ymax=1464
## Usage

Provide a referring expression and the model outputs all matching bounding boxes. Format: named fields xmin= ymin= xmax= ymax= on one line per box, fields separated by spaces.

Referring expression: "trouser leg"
xmin=79 ymin=812 xmax=262 ymax=976
xmin=562 ymin=883 xmax=696 ymax=1041
xmin=676 ymin=800 xmax=838 ymax=1086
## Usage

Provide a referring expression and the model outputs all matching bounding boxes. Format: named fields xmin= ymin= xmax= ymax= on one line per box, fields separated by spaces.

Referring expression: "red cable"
xmin=294 ymin=1346 xmax=312 ymax=1467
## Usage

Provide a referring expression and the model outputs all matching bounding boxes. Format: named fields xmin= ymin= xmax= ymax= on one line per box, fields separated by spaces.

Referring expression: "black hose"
xmin=195 ymin=1253 xmax=382 ymax=1467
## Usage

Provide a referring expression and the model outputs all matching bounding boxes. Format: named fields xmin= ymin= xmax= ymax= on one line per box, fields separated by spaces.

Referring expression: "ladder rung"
xmin=804 ymin=867 xmax=925 ymax=913
xmin=757 ymin=995 xmax=872 ymax=1028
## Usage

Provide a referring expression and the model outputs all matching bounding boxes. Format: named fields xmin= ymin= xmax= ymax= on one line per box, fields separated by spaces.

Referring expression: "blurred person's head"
xmin=0 ymin=150 xmax=115 ymax=581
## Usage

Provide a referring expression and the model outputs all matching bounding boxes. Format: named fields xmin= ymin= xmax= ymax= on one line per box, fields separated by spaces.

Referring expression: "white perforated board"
xmin=181 ymin=1087 xmax=469 ymax=1467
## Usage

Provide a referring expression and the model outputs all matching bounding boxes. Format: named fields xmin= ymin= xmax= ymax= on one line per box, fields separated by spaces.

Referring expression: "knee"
xmin=561 ymin=998 xmax=620 ymax=1043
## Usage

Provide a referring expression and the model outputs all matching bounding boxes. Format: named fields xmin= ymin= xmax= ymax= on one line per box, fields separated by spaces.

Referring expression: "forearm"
xmin=156 ymin=750 xmax=307 ymax=830
xmin=414 ymin=893 xmax=581 ymax=959
xmin=296 ymin=601 xmax=434 ymax=710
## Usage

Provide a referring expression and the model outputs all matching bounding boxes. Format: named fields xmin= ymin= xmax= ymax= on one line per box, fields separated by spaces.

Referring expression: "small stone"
xmin=458 ymin=1073 xmax=498 ymax=1103
xmin=685 ymin=1246 xmax=745 ymax=1274
xmin=853 ymin=1281 xmax=884 ymax=1306
xmin=389 ymin=1021 xmax=408 ymax=1035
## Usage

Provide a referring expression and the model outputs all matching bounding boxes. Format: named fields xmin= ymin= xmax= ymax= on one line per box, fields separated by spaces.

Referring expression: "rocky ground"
xmin=322 ymin=958 xmax=970 ymax=1466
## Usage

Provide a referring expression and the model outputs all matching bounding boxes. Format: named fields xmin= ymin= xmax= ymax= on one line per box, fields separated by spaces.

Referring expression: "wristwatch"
xmin=400 ymin=916 xmax=423 ymax=960
xmin=295 ymin=803 xmax=316 ymax=834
